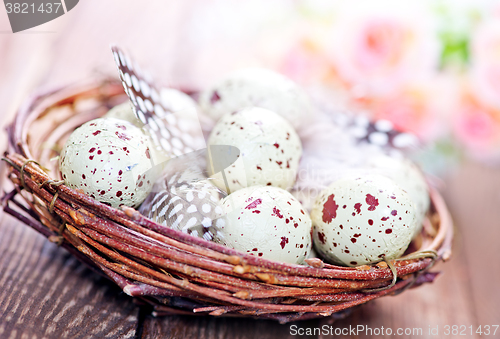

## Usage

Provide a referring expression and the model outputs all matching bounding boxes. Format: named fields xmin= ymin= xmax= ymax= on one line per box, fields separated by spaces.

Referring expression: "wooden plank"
xmin=0 ymin=214 xmax=140 ymax=339
xmin=140 ymin=313 xmax=321 ymax=339
xmin=442 ymin=162 xmax=500 ymax=325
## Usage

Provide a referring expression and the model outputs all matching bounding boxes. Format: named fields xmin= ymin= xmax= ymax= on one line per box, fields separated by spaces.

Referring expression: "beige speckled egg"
xmin=207 ymin=107 xmax=302 ymax=192
xmin=364 ymin=154 xmax=430 ymax=237
xmin=213 ymin=186 xmax=312 ymax=264
xmin=199 ymin=68 xmax=312 ymax=129
xmin=310 ymin=174 xmax=418 ymax=267
xmin=103 ymin=102 xmax=142 ymax=128
xmin=59 ymin=118 xmax=155 ymax=208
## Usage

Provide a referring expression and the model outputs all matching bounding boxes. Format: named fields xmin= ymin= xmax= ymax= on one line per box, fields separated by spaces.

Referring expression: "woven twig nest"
xmin=2 ymin=79 xmax=453 ymax=324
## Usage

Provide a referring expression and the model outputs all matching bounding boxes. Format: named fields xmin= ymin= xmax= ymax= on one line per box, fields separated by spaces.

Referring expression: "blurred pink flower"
xmin=470 ymin=20 xmax=500 ymax=110
xmin=353 ymin=78 xmax=453 ymax=142
xmin=453 ymin=91 xmax=500 ymax=163
xmin=324 ymin=1 xmax=441 ymax=97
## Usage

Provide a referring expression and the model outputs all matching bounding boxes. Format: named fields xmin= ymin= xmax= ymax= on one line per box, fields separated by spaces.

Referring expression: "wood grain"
xmin=0 ymin=214 xmax=140 ymax=339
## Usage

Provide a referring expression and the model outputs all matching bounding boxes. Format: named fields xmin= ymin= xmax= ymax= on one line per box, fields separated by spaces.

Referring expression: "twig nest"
xmin=311 ymin=174 xmax=418 ymax=267
xmin=207 ymin=107 xmax=302 ymax=192
xmin=364 ymin=154 xmax=430 ymax=237
xmin=59 ymin=118 xmax=155 ymax=208
xmin=199 ymin=68 xmax=312 ymax=129
xmin=213 ymin=186 xmax=312 ymax=264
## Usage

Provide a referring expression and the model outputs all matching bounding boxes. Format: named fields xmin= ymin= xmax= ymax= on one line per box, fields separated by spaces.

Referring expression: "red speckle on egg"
xmin=280 ymin=236 xmax=289 ymax=249
xmin=385 ymin=229 xmax=392 ymax=234
xmin=89 ymin=155 xmax=94 ymax=160
xmin=391 ymin=210 xmax=398 ymax=216
xmin=350 ymin=261 xmax=358 ymax=265
xmin=368 ymin=219 xmax=373 ymax=225
xmin=317 ymin=232 xmax=326 ymax=244
xmin=92 ymin=130 xmax=101 ymax=136
xmin=145 ymin=148 xmax=151 ymax=159
xmin=82 ymin=174 xmax=86 ymax=179
xmin=272 ymin=207 xmax=283 ymax=219
xmin=256 ymin=166 xmax=262 ymax=170
xmin=276 ymin=161 xmax=283 ymax=166
xmin=245 ymin=199 xmax=262 ymax=210
xmin=274 ymin=143 xmax=279 ymax=148
xmin=354 ymin=203 xmax=362 ymax=214
xmin=366 ymin=194 xmax=379 ymax=211
xmin=138 ymin=181 xmax=143 ymax=187
xmin=381 ymin=216 xmax=389 ymax=221
xmin=118 ymin=170 xmax=123 ymax=175
xmin=252 ymin=210 xmax=261 ymax=214
xmin=116 ymin=191 xmax=123 ymax=197
xmin=294 ymin=223 xmax=298 ymax=228
xmin=89 ymin=148 xmax=96 ymax=153
xmin=116 ymin=131 xmax=131 ymax=141
xmin=322 ymin=194 xmax=339 ymax=223
xmin=351 ymin=238 xmax=357 ymax=243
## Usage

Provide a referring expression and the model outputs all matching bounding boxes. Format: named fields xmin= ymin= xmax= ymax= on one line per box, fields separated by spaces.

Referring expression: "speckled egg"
xmin=207 ymin=107 xmax=302 ymax=192
xmin=103 ymin=103 xmax=169 ymax=166
xmin=213 ymin=186 xmax=312 ymax=264
xmin=103 ymin=102 xmax=142 ymax=128
xmin=199 ymin=68 xmax=312 ymax=129
xmin=59 ymin=118 xmax=155 ymax=208
xmin=364 ymin=154 xmax=430 ymax=237
xmin=310 ymin=174 xmax=418 ymax=267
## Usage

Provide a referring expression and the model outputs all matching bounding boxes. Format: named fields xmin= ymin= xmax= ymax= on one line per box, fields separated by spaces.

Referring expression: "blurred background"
xmin=1 ymin=0 xmax=499 ymax=338
xmin=2 ymin=0 xmax=500 ymax=172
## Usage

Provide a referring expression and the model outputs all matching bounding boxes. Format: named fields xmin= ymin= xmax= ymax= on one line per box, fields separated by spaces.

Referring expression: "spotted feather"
xmin=111 ymin=46 xmax=203 ymax=158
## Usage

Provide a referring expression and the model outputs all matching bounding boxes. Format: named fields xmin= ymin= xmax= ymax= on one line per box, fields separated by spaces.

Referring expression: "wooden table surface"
xmin=1 ymin=2 xmax=499 ymax=338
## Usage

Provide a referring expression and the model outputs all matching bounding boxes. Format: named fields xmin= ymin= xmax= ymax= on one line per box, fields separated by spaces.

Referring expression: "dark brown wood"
xmin=0 ymin=214 xmax=140 ymax=339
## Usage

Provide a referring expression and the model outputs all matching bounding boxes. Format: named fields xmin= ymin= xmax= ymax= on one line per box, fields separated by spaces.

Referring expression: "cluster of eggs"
xmin=60 ymin=66 xmax=429 ymax=267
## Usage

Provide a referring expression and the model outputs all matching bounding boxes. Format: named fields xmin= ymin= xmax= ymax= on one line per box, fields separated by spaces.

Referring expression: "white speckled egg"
xmin=207 ymin=107 xmax=302 ymax=192
xmin=103 ymin=103 xmax=169 ymax=166
xmin=310 ymin=174 xmax=418 ymax=267
xmin=59 ymin=118 xmax=155 ymax=208
xmin=214 ymin=186 xmax=312 ymax=264
xmin=199 ymin=68 xmax=312 ymax=129
xmin=364 ymin=154 xmax=430 ymax=237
